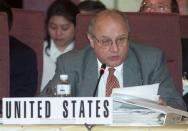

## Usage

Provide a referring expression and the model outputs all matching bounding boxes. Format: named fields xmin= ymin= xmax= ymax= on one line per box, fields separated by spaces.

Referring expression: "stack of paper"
xmin=112 ymin=84 xmax=188 ymax=126
xmin=112 ymin=94 xmax=165 ymax=126
xmin=113 ymin=100 xmax=165 ymax=126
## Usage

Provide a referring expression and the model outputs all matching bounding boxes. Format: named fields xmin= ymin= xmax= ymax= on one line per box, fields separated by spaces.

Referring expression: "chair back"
xmin=75 ymin=14 xmax=92 ymax=49
xmin=127 ymin=13 xmax=182 ymax=92
xmin=180 ymin=15 xmax=188 ymax=38
xmin=75 ymin=12 xmax=182 ymax=92
xmin=10 ymin=8 xmax=45 ymax=95
xmin=0 ymin=12 xmax=10 ymax=98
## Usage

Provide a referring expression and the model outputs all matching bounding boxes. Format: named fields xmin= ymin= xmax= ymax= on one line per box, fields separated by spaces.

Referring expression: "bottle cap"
xmin=60 ymin=74 xmax=68 ymax=81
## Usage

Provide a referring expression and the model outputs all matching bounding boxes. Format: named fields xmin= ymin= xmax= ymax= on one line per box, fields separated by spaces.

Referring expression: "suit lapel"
xmin=78 ymin=44 xmax=143 ymax=96
xmin=78 ymin=49 xmax=98 ymax=96
xmin=123 ymin=46 xmax=143 ymax=87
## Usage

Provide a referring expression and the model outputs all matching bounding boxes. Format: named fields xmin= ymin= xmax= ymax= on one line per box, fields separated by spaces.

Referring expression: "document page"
xmin=112 ymin=83 xmax=159 ymax=101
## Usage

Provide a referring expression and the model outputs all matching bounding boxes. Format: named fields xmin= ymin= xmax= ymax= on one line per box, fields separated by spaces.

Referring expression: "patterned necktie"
xmin=106 ymin=68 xmax=120 ymax=96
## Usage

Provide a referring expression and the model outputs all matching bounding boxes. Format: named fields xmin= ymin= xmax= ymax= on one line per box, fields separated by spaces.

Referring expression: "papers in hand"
xmin=112 ymin=83 xmax=160 ymax=101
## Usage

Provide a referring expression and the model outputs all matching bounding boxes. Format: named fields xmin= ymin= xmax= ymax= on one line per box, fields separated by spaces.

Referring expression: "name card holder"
xmin=2 ymin=97 xmax=113 ymax=125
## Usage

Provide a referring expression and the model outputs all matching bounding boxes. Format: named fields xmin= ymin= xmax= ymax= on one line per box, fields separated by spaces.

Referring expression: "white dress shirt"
xmin=41 ymin=39 xmax=74 ymax=91
xmin=97 ymin=59 xmax=123 ymax=97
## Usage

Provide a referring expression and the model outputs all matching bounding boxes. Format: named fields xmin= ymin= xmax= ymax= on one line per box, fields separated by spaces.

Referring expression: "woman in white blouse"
xmin=41 ymin=0 xmax=79 ymax=91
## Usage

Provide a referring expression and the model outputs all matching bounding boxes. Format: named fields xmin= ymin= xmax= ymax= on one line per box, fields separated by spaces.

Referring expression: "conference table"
xmin=0 ymin=114 xmax=188 ymax=131
xmin=0 ymin=123 xmax=188 ymax=131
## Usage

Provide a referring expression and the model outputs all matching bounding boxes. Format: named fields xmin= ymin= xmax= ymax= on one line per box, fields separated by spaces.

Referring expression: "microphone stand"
xmin=84 ymin=64 xmax=106 ymax=131
xmin=93 ymin=74 xmax=103 ymax=97
xmin=93 ymin=64 xmax=106 ymax=97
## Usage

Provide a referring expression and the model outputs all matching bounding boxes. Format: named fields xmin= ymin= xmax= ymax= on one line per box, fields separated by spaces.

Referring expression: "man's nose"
xmin=110 ymin=42 xmax=118 ymax=52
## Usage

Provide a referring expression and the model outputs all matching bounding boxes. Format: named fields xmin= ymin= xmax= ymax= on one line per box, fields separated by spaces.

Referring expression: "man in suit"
xmin=41 ymin=10 xmax=186 ymax=111
xmin=0 ymin=0 xmax=38 ymax=97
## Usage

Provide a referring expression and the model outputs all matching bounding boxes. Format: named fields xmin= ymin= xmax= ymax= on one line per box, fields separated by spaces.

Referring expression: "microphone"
xmin=93 ymin=64 xmax=106 ymax=97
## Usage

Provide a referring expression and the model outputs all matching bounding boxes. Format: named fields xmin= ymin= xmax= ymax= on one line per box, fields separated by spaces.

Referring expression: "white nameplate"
xmin=2 ymin=97 xmax=112 ymax=124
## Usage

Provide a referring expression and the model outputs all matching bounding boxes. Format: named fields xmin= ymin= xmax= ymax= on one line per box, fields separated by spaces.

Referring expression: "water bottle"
xmin=56 ymin=74 xmax=71 ymax=97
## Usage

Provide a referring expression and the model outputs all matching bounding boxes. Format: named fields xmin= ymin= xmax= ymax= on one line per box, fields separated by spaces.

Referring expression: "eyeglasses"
xmin=92 ymin=35 xmax=129 ymax=48
xmin=141 ymin=2 xmax=171 ymax=12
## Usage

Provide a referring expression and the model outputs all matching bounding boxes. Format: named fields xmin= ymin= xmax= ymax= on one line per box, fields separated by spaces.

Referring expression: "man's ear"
xmin=87 ymin=33 xmax=94 ymax=48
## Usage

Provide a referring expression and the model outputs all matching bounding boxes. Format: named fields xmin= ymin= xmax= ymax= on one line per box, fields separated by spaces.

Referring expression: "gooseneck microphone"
xmin=93 ymin=64 xmax=106 ymax=97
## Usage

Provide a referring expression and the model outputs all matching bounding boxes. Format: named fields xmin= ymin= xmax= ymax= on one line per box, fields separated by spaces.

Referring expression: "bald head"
xmin=87 ymin=10 xmax=129 ymax=36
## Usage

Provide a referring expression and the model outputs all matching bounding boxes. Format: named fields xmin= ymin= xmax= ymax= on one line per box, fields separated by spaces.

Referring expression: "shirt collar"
xmin=47 ymin=39 xmax=74 ymax=62
xmin=97 ymin=59 xmax=123 ymax=75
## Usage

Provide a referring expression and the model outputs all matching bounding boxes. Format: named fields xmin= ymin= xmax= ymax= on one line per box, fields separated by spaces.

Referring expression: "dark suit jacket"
xmin=182 ymin=38 xmax=188 ymax=78
xmin=10 ymin=36 xmax=37 ymax=97
xmin=182 ymin=38 xmax=188 ymax=110
xmin=41 ymin=42 xmax=186 ymax=110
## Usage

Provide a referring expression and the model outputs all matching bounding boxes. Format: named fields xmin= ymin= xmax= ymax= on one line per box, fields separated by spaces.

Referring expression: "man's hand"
xmin=158 ymin=98 xmax=167 ymax=106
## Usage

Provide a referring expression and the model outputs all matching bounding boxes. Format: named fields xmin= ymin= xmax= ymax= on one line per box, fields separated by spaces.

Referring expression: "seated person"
xmin=41 ymin=10 xmax=186 ymax=111
xmin=78 ymin=0 xmax=106 ymax=14
xmin=41 ymin=0 xmax=79 ymax=91
xmin=0 ymin=0 xmax=38 ymax=97
xmin=139 ymin=0 xmax=179 ymax=13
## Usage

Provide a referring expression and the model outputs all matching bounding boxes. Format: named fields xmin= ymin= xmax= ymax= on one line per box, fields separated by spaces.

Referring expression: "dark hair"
xmin=78 ymin=0 xmax=106 ymax=13
xmin=0 ymin=0 xmax=13 ymax=30
xmin=171 ymin=0 xmax=179 ymax=13
xmin=140 ymin=0 xmax=179 ymax=13
xmin=45 ymin=0 xmax=79 ymax=55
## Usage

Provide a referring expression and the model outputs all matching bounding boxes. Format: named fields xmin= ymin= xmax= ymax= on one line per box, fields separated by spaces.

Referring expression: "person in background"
xmin=78 ymin=0 xmax=106 ymax=14
xmin=41 ymin=0 xmax=79 ymax=91
xmin=0 ymin=0 xmax=38 ymax=97
xmin=177 ymin=0 xmax=188 ymax=15
xmin=139 ymin=0 xmax=179 ymax=13
xmin=41 ymin=10 xmax=186 ymax=111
